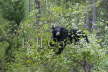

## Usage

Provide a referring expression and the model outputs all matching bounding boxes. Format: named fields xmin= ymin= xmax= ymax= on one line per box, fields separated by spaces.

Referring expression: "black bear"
xmin=50 ymin=26 xmax=68 ymax=54
xmin=52 ymin=26 xmax=68 ymax=42
xmin=50 ymin=26 xmax=89 ymax=55
xmin=68 ymin=29 xmax=89 ymax=43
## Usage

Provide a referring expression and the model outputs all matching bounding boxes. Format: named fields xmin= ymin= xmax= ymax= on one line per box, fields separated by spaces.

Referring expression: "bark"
xmin=85 ymin=0 xmax=96 ymax=32
xmin=81 ymin=60 xmax=92 ymax=72
xmin=92 ymin=0 xmax=96 ymax=30
xmin=34 ymin=0 xmax=41 ymax=25
xmin=81 ymin=56 xmax=92 ymax=72
xmin=29 ymin=0 xmax=31 ymax=12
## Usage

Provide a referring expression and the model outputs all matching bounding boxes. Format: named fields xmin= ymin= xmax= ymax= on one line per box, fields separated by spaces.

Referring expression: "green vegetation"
xmin=0 ymin=0 xmax=108 ymax=72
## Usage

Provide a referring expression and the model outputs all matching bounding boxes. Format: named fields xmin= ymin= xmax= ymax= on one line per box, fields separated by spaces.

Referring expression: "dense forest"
xmin=0 ymin=0 xmax=108 ymax=72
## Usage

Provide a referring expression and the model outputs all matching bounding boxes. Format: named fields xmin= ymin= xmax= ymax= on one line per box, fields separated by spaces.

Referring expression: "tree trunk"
xmin=82 ymin=60 xmax=92 ymax=72
xmin=85 ymin=0 xmax=96 ymax=32
xmin=92 ymin=0 xmax=96 ymax=31
xmin=35 ymin=0 xmax=41 ymax=25
xmin=81 ymin=56 xmax=92 ymax=72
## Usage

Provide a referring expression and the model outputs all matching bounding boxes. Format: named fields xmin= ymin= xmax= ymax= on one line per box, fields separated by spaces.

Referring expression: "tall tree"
xmin=35 ymin=0 xmax=41 ymax=24
xmin=85 ymin=0 xmax=96 ymax=32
